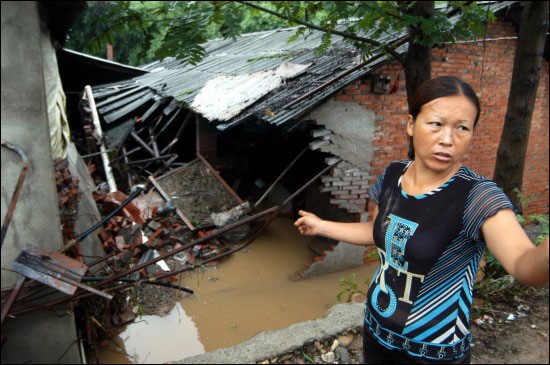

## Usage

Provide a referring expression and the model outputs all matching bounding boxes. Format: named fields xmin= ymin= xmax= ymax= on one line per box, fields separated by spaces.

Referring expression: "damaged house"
xmin=82 ymin=0 xmax=548 ymax=275
xmin=2 ymin=0 xmax=548 ymax=362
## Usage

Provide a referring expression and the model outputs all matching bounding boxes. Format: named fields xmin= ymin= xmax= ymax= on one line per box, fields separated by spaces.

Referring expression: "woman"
xmin=294 ymin=76 xmax=549 ymax=364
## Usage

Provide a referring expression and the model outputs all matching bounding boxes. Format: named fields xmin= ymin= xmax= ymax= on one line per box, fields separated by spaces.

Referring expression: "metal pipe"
xmin=148 ymin=126 xmax=160 ymax=157
xmin=84 ymin=85 xmax=117 ymax=192
xmin=81 ymin=277 xmax=193 ymax=293
xmin=1 ymin=277 xmax=25 ymax=325
xmin=81 ymin=150 xmax=114 ymax=159
xmin=112 ymin=146 xmax=141 ymax=163
xmin=130 ymin=132 xmax=156 ymax=157
xmin=1 ymin=139 xmax=29 ymax=248
xmin=60 ymin=186 xmax=144 ymax=254
xmin=127 ymin=154 xmax=176 ymax=165
xmin=254 ymin=147 xmax=308 ymax=208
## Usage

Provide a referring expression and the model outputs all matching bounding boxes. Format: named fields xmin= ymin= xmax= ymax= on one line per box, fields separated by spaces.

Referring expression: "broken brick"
xmin=115 ymin=236 xmax=126 ymax=251
xmin=148 ymin=221 xmax=162 ymax=231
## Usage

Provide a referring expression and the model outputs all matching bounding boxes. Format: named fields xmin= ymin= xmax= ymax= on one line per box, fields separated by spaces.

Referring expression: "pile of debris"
xmin=1 ymin=129 xmax=340 ymax=360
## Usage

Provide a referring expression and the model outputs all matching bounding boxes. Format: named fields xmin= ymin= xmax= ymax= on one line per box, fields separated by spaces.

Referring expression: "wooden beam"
xmin=197 ymin=153 xmax=244 ymax=205
xmin=148 ymin=175 xmax=195 ymax=230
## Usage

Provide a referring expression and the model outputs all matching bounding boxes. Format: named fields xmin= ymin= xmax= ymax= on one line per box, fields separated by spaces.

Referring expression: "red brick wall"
xmin=332 ymin=18 xmax=549 ymax=218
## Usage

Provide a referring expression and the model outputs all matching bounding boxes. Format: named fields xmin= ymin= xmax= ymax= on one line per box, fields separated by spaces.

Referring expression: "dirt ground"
xmin=257 ymin=284 xmax=549 ymax=365
xmin=471 ymin=285 xmax=549 ymax=364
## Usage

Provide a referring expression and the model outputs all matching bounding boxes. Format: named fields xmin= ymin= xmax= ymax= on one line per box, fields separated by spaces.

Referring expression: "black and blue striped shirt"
xmin=365 ymin=160 xmax=514 ymax=361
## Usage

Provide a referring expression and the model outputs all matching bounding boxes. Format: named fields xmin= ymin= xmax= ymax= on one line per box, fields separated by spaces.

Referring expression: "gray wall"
xmin=1 ymin=2 xmax=80 ymax=363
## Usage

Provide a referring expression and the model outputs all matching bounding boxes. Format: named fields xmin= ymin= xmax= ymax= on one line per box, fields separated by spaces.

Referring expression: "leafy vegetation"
xmin=67 ymin=1 xmax=493 ymax=68
xmin=336 ymin=273 xmax=367 ymax=302
xmin=483 ymin=188 xmax=549 ymax=280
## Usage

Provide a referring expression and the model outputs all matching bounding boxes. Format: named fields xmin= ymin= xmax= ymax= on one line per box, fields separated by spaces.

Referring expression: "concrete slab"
xmin=301 ymin=241 xmax=366 ymax=279
xmin=66 ymin=142 xmax=106 ymax=268
xmin=171 ymin=302 xmax=365 ymax=364
xmin=1 ymin=2 xmax=80 ymax=363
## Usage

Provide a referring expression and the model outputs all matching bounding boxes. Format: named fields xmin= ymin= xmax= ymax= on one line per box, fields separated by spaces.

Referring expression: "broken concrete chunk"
xmin=309 ymin=139 xmax=330 ymax=150
xmin=311 ymin=128 xmax=332 ymax=138
xmin=211 ymin=202 xmax=251 ymax=227
xmin=325 ymin=157 xmax=341 ymax=165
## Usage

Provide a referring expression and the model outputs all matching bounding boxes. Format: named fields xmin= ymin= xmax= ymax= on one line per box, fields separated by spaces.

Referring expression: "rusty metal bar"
xmin=127 ymin=154 xmax=176 ymax=165
xmin=281 ymin=159 xmax=341 ymax=207
xmin=161 ymin=110 xmax=193 ymax=156
xmin=1 ymin=277 xmax=25 ymax=325
xmin=154 ymin=211 xmax=277 ymax=282
xmin=112 ymin=146 xmax=141 ymax=163
xmin=81 ymin=277 xmax=193 ymax=293
xmin=1 ymin=139 xmax=30 ymax=248
xmin=254 ymin=146 xmax=308 ymax=208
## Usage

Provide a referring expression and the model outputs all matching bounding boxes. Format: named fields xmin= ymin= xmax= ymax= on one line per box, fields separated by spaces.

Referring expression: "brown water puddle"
xmin=99 ymin=217 xmax=377 ymax=363
xmin=98 ymin=302 xmax=204 ymax=364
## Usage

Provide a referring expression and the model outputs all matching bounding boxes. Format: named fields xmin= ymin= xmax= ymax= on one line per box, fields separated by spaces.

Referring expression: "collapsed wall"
xmin=307 ymin=99 xmax=378 ymax=216
xmin=296 ymin=100 xmax=379 ymax=279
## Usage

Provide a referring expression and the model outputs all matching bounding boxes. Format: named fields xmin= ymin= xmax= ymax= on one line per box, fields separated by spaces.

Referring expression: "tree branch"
xmin=359 ymin=1 xmax=406 ymax=23
xmin=237 ymin=0 xmax=407 ymax=66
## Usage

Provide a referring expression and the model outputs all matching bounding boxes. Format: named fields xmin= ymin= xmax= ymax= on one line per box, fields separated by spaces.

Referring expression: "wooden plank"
xmin=148 ymin=175 xmax=195 ymax=230
xmin=156 ymin=159 xmax=199 ymax=180
xmin=197 ymin=153 xmax=244 ymax=205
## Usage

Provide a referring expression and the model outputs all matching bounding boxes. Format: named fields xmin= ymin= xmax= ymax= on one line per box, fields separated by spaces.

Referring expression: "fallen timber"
xmin=6 ymin=158 xmax=342 ymax=317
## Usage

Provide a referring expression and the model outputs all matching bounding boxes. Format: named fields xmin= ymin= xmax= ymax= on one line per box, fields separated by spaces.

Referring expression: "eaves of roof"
xmin=91 ymin=1 xmax=516 ymax=132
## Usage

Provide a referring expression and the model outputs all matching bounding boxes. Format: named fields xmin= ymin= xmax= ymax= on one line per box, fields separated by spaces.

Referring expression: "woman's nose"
xmin=439 ymin=128 xmax=453 ymax=146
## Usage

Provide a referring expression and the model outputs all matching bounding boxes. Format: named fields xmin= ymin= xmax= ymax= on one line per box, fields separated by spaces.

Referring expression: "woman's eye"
xmin=430 ymin=122 xmax=442 ymax=126
xmin=458 ymin=126 xmax=469 ymax=131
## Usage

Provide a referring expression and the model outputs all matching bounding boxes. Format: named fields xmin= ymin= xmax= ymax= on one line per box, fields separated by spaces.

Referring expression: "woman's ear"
xmin=406 ymin=115 xmax=414 ymax=137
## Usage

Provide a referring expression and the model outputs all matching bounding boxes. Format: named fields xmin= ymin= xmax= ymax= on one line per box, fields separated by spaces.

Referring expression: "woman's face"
xmin=407 ymin=94 xmax=477 ymax=173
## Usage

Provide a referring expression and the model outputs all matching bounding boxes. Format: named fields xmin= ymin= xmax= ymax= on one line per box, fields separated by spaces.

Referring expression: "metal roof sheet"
xmin=92 ymin=1 xmax=516 ymax=131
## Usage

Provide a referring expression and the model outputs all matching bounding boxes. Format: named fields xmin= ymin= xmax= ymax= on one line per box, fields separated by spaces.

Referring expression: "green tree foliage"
xmin=66 ymin=1 xmax=162 ymax=66
xmin=69 ymin=1 xmax=493 ymax=71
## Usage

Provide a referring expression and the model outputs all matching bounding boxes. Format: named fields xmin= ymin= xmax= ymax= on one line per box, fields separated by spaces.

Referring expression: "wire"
xmin=479 ymin=3 xmax=491 ymax=94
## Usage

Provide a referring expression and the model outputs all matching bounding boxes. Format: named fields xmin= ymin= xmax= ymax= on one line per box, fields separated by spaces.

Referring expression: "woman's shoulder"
xmin=384 ymin=159 xmax=413 ymax=173
xmin=458 ymin=165 xmax=514 ymax=209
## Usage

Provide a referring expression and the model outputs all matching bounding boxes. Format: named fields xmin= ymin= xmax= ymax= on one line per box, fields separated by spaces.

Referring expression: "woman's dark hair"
xmin=407 ymin=76 xmax=481 ymax=159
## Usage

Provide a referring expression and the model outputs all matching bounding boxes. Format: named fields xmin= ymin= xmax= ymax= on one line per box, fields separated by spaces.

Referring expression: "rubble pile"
xmin=257 ymin=329 xmax=365 ymax=364
xmin=54 ymin=158 xmax=81 ymax=247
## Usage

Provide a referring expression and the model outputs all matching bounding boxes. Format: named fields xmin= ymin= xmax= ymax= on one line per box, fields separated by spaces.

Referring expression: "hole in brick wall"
xmin=214 ymin=119 xmax=336 ymax=214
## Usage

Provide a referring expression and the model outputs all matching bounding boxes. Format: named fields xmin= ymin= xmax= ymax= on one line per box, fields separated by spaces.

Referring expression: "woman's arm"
xmin=482 ymin=208 xmax=549 ymax=286
xmin=294 ymin=205 xmax=379 ymax=246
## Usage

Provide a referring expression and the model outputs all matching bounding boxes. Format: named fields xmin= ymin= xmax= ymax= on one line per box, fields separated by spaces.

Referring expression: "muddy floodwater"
xmin=99 ymin=217 xmax=377 ymax=363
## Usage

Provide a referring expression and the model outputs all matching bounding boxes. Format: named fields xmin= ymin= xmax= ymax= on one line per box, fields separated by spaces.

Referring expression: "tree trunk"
xmin=493 ymin=1 xmax=549 ymax=212
xmin=404 ymin=1 xmax=434 ymax=105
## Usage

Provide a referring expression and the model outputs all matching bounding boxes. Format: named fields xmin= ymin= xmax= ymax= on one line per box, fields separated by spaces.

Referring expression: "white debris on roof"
xmin=191 ymin=61 xmax=311 ymax=122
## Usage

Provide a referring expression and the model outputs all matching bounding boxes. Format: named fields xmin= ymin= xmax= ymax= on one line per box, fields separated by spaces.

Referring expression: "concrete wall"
xmin=1 ymin=2 xmax=80 ymax=363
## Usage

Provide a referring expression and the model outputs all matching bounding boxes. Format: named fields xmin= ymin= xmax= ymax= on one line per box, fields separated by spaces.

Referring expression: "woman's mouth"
xmin=433 ymin=152 xmax=452 ymax=162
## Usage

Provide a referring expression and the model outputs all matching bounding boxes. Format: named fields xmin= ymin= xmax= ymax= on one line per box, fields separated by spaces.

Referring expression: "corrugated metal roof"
xmin=91 ymin=1 xmax=515 ymax=132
